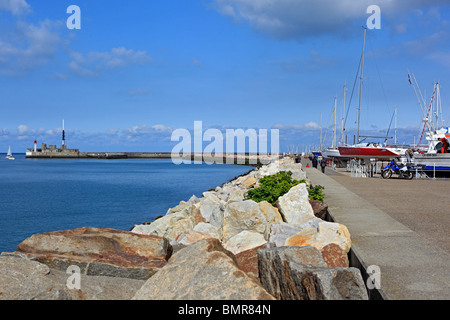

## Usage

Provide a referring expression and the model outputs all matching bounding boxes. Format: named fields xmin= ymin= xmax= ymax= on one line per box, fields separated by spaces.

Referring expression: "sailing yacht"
xmin=337 ymin=28 xmax=402 ymax=161
xmin=5 ymin=145 xmax=15 ymax=160
xmin=322 ymin=97 xmax=341 ymax=159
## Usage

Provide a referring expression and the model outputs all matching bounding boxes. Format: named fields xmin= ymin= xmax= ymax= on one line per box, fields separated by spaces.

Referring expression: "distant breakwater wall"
xmin=25 ymin=152 xmax=282 ymax=165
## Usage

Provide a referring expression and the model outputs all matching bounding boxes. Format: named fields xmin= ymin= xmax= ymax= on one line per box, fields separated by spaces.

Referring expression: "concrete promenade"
xmin=303 ymin=163 xmax=450 ymax=300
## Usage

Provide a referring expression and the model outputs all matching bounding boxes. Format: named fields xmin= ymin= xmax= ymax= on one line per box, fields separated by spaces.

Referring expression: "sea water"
xmin=0 ymin=154 xmax=252 ymax=252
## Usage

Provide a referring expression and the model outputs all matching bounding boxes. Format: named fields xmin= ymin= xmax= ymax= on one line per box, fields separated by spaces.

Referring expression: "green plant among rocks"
xmin=245 ymin=171 xmax=324 ymax=205
xmin=308 ymin=185 xmax=325 ymax=202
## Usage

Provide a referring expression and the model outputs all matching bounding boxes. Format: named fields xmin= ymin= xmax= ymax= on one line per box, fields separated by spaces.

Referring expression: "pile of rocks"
xmin=0 ymin=157 xmax=368 ymax=300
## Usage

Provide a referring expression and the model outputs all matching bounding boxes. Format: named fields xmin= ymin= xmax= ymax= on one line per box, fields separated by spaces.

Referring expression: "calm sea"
xmin=0 ymin=154 xmax=252 ymax=253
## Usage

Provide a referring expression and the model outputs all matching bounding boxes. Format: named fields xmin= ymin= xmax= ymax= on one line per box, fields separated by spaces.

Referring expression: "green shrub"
xmin=308 ymin=185 xmax=324 ymax=202
xmin=245 ymin=171 xmax=324 ymax=205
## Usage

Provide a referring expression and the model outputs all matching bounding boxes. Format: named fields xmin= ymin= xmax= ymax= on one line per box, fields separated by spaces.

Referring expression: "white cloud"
xmin=403 ymin=31 xmax=449 ymax=56
xmin=17 ymin=125 xmax=48 ymax=136
xmin=211 ymin=0 xmax=450 ymax=39
xmin=17 ymin=124 xmax=30 ymax=135
xmin=0 ymin=2 xmax=151 ymax=77
xmin=68 ymin=61 xmax=99 ymax=78
xmin=68 ymin=47 xmax=152 ymax=77
xmin=0 ymin=0 xmax=30 ymax=15
xmin=273 ymin=121 xmax=321 ymax=131
xmin=0 ymin=19 xmax=62 ymax=76
xmin=152 ymin=124 xmax=172 ymax=132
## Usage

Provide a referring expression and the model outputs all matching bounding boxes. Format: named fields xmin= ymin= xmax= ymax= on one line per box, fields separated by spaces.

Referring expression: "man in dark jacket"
xmin=312 ymin=157 xmax=318 ymax=168
xmin=320 ymin=158 xmax=326 ymax=173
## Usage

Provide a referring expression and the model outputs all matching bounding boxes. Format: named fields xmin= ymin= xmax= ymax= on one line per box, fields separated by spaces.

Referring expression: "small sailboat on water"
xmin=5 ymin=145 xmax=15 ymax=160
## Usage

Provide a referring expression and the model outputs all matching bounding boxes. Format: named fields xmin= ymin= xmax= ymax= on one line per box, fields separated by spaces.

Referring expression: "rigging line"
xmin=384 ymin=110 xmax=395 ymax=145
xmin=343 ymin=53 xmax=362 ymax=131
xmin=367 ymin=35 xmax=391 ymax=117
xmin=321 ymin=104 xmax=335 ymax=150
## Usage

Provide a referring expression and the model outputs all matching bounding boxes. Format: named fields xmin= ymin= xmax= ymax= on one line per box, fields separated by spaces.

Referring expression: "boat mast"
xmin=357 ymin=27 xmax=367 ymax=144
xmin=320 ymin=112 xmax=322 ymax=152
xmin=435 ymin=82 xmax=442 ymax=129
xmin=340 ymin=84 xmax=346 ymax=146
xmin=332 ymin=97 xmax=337 ymax=149
xmin=394 ymin=107 xmax=397 ymax=146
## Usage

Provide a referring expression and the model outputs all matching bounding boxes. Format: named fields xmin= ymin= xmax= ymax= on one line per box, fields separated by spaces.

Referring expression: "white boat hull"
xmin=322 ymin=148 xmax=345 ymax=159
xmin=413 ymin=153 xmax=450 ymax=172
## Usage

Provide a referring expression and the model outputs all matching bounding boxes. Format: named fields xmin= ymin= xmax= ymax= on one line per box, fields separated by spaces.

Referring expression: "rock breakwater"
xmin=0 ymin=157 xmax=368 ymax=300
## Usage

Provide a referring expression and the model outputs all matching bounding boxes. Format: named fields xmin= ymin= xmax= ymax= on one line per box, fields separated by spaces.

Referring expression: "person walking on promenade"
xmin=320 ymin=158 xmax=326 ymax=173
xmin=312 ymin=157 xmax=318 ymax=169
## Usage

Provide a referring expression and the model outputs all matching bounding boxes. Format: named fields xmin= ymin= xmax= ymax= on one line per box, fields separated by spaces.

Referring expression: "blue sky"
xmin=1 ymin=0 xmax=449 ymax=152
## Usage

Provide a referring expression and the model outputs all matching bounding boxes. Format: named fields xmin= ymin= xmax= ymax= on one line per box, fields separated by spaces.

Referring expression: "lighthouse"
xmin=34 ymin=140 xmax=37 ymax=152
xmin=62 ymin=119 xmax=66 ymax=147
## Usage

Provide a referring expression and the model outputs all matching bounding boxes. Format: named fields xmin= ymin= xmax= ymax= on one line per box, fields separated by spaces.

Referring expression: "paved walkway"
xmin=303 ymin=162 xmax=450 ymax=300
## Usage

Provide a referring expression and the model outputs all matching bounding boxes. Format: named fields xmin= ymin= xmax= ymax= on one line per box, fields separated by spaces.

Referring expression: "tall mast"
xmin=341 ymin=84 xmax=346 ymax=146
xmin=332 ymin=97 xmax=337 ymax=149
xmin=394 ymin=107 xmax=397 ymax=146
xmin=357 ymin=27 xmax=367 ymax=144
xmin=435 ymin=82 xmax=442 ymax=129
xmin=320 ymin=112 xmax=322 ymax=151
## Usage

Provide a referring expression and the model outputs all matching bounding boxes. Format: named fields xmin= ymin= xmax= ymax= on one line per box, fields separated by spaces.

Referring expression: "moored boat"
xmin=413 ymin=127 xmax=450 ymax=173
xmin=338 ymin=143 xmax=401 ymax=160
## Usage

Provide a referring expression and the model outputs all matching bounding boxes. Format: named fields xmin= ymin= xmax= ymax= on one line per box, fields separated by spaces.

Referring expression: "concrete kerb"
xmin=304 ymin=165 xmax=450 ymax=300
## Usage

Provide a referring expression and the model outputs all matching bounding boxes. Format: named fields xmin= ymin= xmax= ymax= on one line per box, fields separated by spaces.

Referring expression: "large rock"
xmin=269 ymin=218 xmax=323 ymax=247
xmin=198 ymin=195 xmax=224 ymax=229
xmin=132 ymin=239 xmax=275 ymax=300
xmin=235 ymin=244 xmax=268 ymax=278
xmin=269 ymin=222 xmax=302 ymax=247
xmin=166 ymin=202 xmax=195 ymax=216
xmin=222 ymin=200 xmax=267 ymax=242
xmin=193 ymin=222 xmax=222 ymax=240
xmin=0 ymin=254 xmax=144 ymax=300
xmin=228 ymin=188 xmax=246 ymax=202
xmin=132 ymin=211 xmax=194 ymax=241
xmin=321 ymin=243 xmax=349 ymax=268
xmin=223 ymin=230 xmax=267 ymax=255
xmin=276 ymin=183 xmax=315 ymax=226
xmin=16 ymin=227 xmax=171 ymax=280
xmin=258 ymin=201 xmax=284 ymax=240
xmin=241 ymin=175 xmax=257 ymax=189
xmin=175 ymin=230 xmax=216 ymax=246
xmin=258 ymin=158 xmax=307 ymax=182
xmin=309 ymin=200 xmax=328 ymax=220
xmin=257 ymin=246 xmax=368 ymax=300
xmin=285 ymin=221 xmax=351 ymax=253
